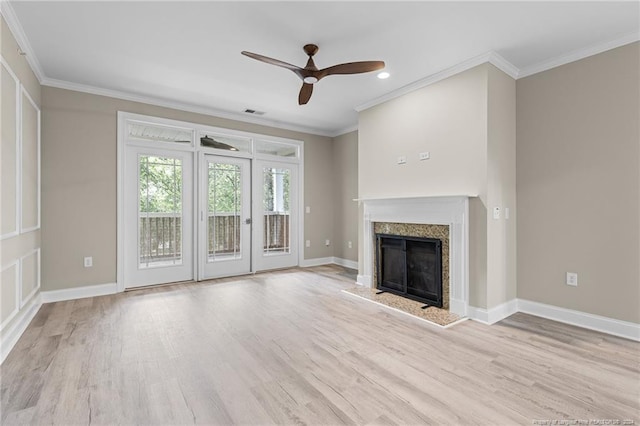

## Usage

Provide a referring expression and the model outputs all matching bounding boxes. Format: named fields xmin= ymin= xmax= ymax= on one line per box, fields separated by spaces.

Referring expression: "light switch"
xmin=305 ymin=240 xmax=311 ymax=248
xmin=305 ymin=206 xmax=311 ymax=214
xmin=505 ymin=207 xmax=510 ymax=220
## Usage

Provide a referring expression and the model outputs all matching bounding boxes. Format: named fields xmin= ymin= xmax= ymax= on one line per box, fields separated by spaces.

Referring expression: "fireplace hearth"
xmin=376 ymin=233 xmax=443 ymax=308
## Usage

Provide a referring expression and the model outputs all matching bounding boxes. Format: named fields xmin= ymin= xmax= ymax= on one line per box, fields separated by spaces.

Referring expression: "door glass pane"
xmin=138 ymin=155 xmax=183 ymax=268
xmin=255 ymin=140 xmax=298 ymax=158
xmin=263 ymin=167 xmax=290 ymax=254
xmin=208 ymin=162 xmax=242 ymax=261
xmin=128 ymin=122 xmax=192 ymax=144
xmin=200 ymin=133 xmax=251 ymax=153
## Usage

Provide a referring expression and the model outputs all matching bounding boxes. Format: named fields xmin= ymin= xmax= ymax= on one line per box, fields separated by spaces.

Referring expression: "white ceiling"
xmin=5 ymin=1 xmax=639 ymax=136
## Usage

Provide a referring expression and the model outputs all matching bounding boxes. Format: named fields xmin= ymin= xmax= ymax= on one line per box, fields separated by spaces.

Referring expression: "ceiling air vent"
xmin=244 ymin=109 xmax=265 ymax=116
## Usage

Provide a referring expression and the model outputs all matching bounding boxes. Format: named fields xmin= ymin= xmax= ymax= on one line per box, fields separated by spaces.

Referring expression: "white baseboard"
xmin=468 ymin=299 xmax=519 ymax=325
xmin=300 ymin=257 xmax=358 ymax=270
xmin=1 ymin=293 xmax=42 ymax=364
xmin=41 ymin=282 xmax=118 ymax=303
xmin=517 ymin=299 xmax=640 ymax=342
xmin=449 ymin=298 xmax=468 ymax=318
xmin=467 ymin=306 xmax=489 ymax=324
xmin=467 ymin=298 xmax=639 ymax=341
xmin=299 ymin=257 xmax=334 ymax=268
xmin=356 ymin=274 xmax=372 ymax=287
xmin=332 ymin=257 xmax=358 ymax=270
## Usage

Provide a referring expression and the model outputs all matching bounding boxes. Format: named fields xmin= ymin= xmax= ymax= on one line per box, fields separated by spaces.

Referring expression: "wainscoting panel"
xmin=0 ymin=262 xmax=20 ymax=330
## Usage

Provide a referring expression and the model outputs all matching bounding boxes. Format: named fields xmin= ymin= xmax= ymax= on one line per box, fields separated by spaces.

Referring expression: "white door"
xmin=200 ymin=155 xmax=251 ymax=279
xmin=124 ymin=148 xmax=194 ymax=288
xmin=253 ymin=160 xmax=299 ymax=271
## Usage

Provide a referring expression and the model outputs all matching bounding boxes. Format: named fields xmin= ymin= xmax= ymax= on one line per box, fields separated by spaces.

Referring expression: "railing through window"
xmin=264 ymin=212 xmax=290 ymax=254
xmin=139 ymin=212 xmax=290 ymax=264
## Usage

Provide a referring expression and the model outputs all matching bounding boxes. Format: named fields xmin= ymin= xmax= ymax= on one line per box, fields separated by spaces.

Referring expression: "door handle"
xmin=245 ymin=218 xmax=252 ymax=225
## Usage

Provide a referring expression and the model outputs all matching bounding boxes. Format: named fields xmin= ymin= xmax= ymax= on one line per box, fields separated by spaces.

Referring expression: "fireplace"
xmin=359 ymin=196 xmax=471 ymax=317
xmin=376 ymin=234 xmax=443 ymax=307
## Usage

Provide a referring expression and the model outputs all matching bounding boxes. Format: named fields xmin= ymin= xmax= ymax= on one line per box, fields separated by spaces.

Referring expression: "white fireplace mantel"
xmin=357 ymin=195 xmax=472 ymax=317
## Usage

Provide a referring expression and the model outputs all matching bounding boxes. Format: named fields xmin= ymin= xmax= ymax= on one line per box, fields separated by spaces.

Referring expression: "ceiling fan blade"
xmin=241 ymin=51 xmax=304 ymax=78
xmin=318 ymin=61 xmax=386 ymax=79
xmin=298 ymin=83 xmax=313 ymax=105
xmin=200 ymin=136 xmax=239 ymax=151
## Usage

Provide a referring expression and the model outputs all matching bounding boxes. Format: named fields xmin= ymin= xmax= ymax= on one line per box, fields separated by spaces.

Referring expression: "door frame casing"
xmin=117 ymin=111 xmax=304 ymax=292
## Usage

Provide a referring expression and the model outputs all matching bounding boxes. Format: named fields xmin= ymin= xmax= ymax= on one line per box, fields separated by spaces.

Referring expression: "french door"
xmin=124 ymin=147 xmax=194 ymax=288
xmin=200 ymin=155 xmax=251 ymax=279
xmin=200 ymin=157 xmax=298 ymax=277
xmin=253 ymin=160 xmax=299 ymax=271
xmin=120 ymin=113 xmax=303 ymax=290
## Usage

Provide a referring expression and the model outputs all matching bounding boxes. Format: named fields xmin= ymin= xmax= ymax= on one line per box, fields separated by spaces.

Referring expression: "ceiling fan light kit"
xmin=241 ymin=44 xmax=385 ymax=105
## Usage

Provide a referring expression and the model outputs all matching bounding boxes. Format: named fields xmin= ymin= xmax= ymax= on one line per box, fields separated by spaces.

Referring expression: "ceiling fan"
xmin=241 ymin=44 xmax=385 ymax=105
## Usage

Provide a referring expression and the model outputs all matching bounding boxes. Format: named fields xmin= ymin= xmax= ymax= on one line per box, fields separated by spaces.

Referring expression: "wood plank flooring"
xmin=1 ymin=265 xmax=638 ymax=425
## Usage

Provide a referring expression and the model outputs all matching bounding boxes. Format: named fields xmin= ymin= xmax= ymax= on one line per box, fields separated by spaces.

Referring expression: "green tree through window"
xmin=139 ymin=156 xmax=182 ymax=213
xmin=209 ymin=163 xmax=241 ymax=214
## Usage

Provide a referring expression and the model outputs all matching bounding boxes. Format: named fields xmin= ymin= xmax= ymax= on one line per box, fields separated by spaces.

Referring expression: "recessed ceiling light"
xmin=377 ymin=71 xmax=390 ymax=79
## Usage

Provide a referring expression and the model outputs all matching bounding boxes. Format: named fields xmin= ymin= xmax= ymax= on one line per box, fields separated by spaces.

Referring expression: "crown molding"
xmin=0 ymin=1 xmax=45 ymax=82
xmin=356 ymin=31 xmax=640 ymax=112
xmin=487 ymin=51 xmax=520 ymax=79
xmin=42 ymin=77 xmax=334 ymax=137
xmin=518 ymin=31 xmax=640 ymax=79
xmin=355 ymin=51 xmax=521 ymax=113
xmin=332 ymin=124 xmax=358 ymax=138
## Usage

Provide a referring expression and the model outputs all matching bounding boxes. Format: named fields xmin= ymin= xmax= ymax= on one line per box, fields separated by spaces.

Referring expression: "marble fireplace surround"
xmin=358 ymin=196 xmax=471 ymax=317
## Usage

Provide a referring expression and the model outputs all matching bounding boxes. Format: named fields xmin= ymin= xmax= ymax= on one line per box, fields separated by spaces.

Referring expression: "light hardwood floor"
xmin=1 ymin=265 xmax=638 ymax=425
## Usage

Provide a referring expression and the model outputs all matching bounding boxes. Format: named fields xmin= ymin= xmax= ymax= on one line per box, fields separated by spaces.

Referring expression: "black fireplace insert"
xmin=375 ymin=233 xmax=443 ymax=307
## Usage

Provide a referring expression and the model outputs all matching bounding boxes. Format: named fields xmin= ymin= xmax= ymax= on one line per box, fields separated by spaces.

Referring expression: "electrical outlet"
xmin=493 ymin=207 xmax=501 ymax=220
xmin=305 ymin=240 xmax=311 ymax=248
xmin=348 ymin=241 xmax=353 ymax=249
xmin=566 ymin=272 xmax=578 ymax=286
xmin=419 ymin=152 xmax=430 ymax=160
xmin=325 ymin=239 xmax=330 ymax=246
xmin=84 ymin=256 xmax=93 ymax=268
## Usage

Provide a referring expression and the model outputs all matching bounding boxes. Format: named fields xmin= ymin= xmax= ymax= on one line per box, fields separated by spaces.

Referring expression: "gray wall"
xmin=486 ymin=64 xmax=517 ymax=308
xmin=358 ymin=65 xmax=488 ymax=201
xmin=41 ymin=87 xmax=336 ymax=291
xmin=516 ymin=42 xmax=639 ymax=323
xmin=332 ymin=131 xmax=358 ymax=262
